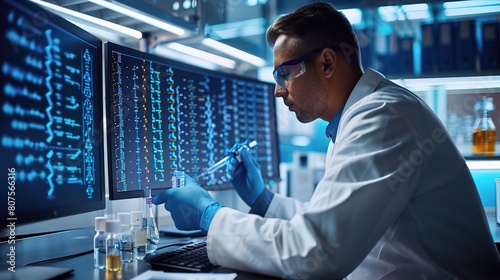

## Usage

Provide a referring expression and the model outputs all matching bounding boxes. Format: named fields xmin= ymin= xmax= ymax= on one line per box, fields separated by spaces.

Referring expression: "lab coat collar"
xmin=344 ymin=68 xmax=385 ymax=111
xmin=325 ymin=68 xmax=385 ymax=143
xmin=325 ymin=106 xmax=344 ymax=143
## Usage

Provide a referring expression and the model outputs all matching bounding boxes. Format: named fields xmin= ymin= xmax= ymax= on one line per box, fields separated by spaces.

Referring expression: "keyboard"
xmin=147 ymin=239 xmax=218 ymax=272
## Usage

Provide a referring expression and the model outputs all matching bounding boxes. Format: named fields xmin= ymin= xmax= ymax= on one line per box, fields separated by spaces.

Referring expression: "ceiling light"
xmin=167 ymin=42 xmax=236 ymax=69
xmin=30 ymin=0 xmax=142 ymax=39
xmin=208 ymin=18 xmax=266 ymax=40
xmin=202 ymin=38 xmax=267 ymax=67
xmin=391 ymin=75 xmax=500 ymax=91
xmin=88 ymin=0 xmax=185 ymax=36
xmin=378 ymin=4 xmax=430 ymax=21
xmin=340 ymin=9 xmax=362 ymax=25
xmin=67 ymin=19 xmax=122 ymax=41
xmin=183 ymin=0 xmax=192 ymax=9
xmin=443 ymin=1 xmax=498 ymax=9
xmin=444 ymin=0 xmax=500 ymax=17
xmin=153 ymin=45 xmax=219 ymax=71
xmin=212 ymin=25 xmax=265 ymax=39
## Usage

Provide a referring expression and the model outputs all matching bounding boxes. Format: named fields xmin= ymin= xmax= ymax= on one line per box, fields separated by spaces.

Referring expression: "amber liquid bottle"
xmin=105 ymin=220 xmax=122 ymax=272
xmin=473 ymin=129 xmax=496 ymax=155
xmin=472 ymin=97 xmax=496 ymax=155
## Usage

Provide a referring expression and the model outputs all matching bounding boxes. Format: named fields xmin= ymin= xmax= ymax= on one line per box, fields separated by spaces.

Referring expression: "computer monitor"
xmin=0 ymin=0 xmax=105 ymax=224
xmin=105 ymin=42 xmax=280 ymax=200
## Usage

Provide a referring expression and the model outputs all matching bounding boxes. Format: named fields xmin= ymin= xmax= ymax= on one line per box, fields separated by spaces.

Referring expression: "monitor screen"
xmin=105 ymin=42 xmax=280 ymax=200
xmin=0 ymin=0 xmax=105 ymax=224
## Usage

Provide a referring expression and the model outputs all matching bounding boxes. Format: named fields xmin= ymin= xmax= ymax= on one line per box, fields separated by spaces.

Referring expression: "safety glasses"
xmin=272 ymin=46 xmax=341 ymax=88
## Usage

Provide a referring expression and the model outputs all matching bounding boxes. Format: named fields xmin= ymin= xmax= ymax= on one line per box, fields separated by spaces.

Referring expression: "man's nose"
xmin=274 ymin=85 xmax=286 ymax=98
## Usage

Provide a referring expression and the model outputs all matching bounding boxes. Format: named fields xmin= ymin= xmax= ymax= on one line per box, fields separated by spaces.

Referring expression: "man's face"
xmin=272 ymin=35 xmax=329 ymax=123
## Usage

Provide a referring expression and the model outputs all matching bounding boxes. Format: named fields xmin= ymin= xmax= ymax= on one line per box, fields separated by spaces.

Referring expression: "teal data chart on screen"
xmin=105 ymin=42 xmax=280 ymax=199
xmin=0 ymin=0 xmax=104 ymax=223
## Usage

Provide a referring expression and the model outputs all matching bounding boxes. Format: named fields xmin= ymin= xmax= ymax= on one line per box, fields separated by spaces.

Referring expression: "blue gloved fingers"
xmin=228 ymin=141 xmax=248 ymax=154
xmin=152 ymin=189 xmax=168 ymax=205
xmin=230 ymin=160 xmax=246 ymax=182
xmin=226 ymin=141 xmax=254 ymax=181
xmin=152 ymin=172 xmax=199 ymax=205
xmin=239 ymin=148 xmax=260 ymax=170
xmin=183 ymin=172 xmax=198 ymax=186
xmin=162 ymin=184 xmax=221 ymax=232
xmin=165 ymin=187 xmax=198 ymax=231
xmin=227 ymin=147 xmax=266 ymax=207
xmin=226 ymin=154 xmax=242 ymax=181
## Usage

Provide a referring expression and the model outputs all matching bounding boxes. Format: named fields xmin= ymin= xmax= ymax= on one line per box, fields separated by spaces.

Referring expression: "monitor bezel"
xmin=104 ymin=41 xmax=281 ymax=200
xmin=2 ymin=0 xmax=106 ymax=224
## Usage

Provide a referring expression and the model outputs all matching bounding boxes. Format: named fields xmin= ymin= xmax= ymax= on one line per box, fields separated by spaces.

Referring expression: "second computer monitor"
xmin=105 ymin=42 xmax=280 ymax=199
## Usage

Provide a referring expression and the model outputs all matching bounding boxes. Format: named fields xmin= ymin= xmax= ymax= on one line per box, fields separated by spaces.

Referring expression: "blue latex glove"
xmin=226 ymin=143 xmax=265 ymax=207
xmin=152 ymin=174 xmax=222 ymax=234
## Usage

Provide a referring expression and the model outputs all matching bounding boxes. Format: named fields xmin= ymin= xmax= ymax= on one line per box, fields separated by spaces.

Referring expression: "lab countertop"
xmin=1 ymin=210 xmax=498 ymax=280
xmin=0 ymin=228 xmax=278 ymax=280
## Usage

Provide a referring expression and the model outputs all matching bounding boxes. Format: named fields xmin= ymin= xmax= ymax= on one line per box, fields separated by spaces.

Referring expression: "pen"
xmin=197 ymin=140 xmax=258 ymax=179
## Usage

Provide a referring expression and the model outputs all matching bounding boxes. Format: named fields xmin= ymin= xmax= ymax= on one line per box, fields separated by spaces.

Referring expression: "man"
xmin=153 ymin=2 xmax=500 ymax=279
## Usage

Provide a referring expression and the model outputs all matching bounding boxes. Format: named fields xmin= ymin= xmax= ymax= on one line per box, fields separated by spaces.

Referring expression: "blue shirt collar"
xmin=325 ymin=106 xmax=344 ymax=143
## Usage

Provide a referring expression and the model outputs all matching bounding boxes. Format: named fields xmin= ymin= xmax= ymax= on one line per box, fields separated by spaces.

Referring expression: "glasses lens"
xmin=273 ymin=66 xmax=288 ymax=88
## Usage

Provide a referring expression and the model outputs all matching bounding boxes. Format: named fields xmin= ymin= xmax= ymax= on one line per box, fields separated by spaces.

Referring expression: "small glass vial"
xmin=93 ymin=217 xmax=107 ymax=269
xmin=130 ymin=211 xmax=147 ymax=260
xmin=105 ymin=220 xmax=122 ymax=271
xmin=473 ymin=97 xmax=496 ymax=155
xmin=117 ymin=213 xmax=134 ymax=263
xmin=143 ymin=189 xmax=160 ymax=254
xmin=171 ymin=170 xmax=185 ymax=188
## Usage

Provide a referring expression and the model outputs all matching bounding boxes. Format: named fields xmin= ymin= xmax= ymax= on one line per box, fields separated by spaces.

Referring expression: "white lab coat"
xmin=206 ymin=68 xmax=500 ymax=279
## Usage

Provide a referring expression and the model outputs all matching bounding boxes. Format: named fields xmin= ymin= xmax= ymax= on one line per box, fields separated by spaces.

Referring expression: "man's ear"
xmin=321 ymin=49 xmax=336 ymax=79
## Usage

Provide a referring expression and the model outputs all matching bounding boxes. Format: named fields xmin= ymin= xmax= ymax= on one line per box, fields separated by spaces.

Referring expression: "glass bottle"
xmin=130 ymin=211 xmax=147 ymax=260
xmin=117 ymin=213 xmax=134 ymax=263
xmin=171 ymin=170 xmax=185 ymax=188
xmin=143 ymin=189 xmax=159 ymax=254
xmin=473 ymin=97 xmax=496 ymax=155
xmin=105 ymin=220 xmax=122 ymax=271
xmin=93 ymin=217 xmax=107 ymax=269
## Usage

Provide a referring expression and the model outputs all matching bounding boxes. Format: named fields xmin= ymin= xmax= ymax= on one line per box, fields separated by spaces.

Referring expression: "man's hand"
xmin=227 ymin=146 xmax=266 ymax=207
xmin=153 ymin=174 xmax=222 ymax=234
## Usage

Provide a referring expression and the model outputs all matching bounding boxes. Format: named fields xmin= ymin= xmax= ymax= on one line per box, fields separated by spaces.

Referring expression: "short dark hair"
xmin=266 ymin=2 xmax=361 ymax=66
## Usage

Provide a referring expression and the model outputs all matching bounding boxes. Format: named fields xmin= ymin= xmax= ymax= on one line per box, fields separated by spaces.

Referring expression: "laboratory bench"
xmin=0 ymin=227 xmax=278 ymax=280
xmin=2 ymin=211 xmax=499 ymax=280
